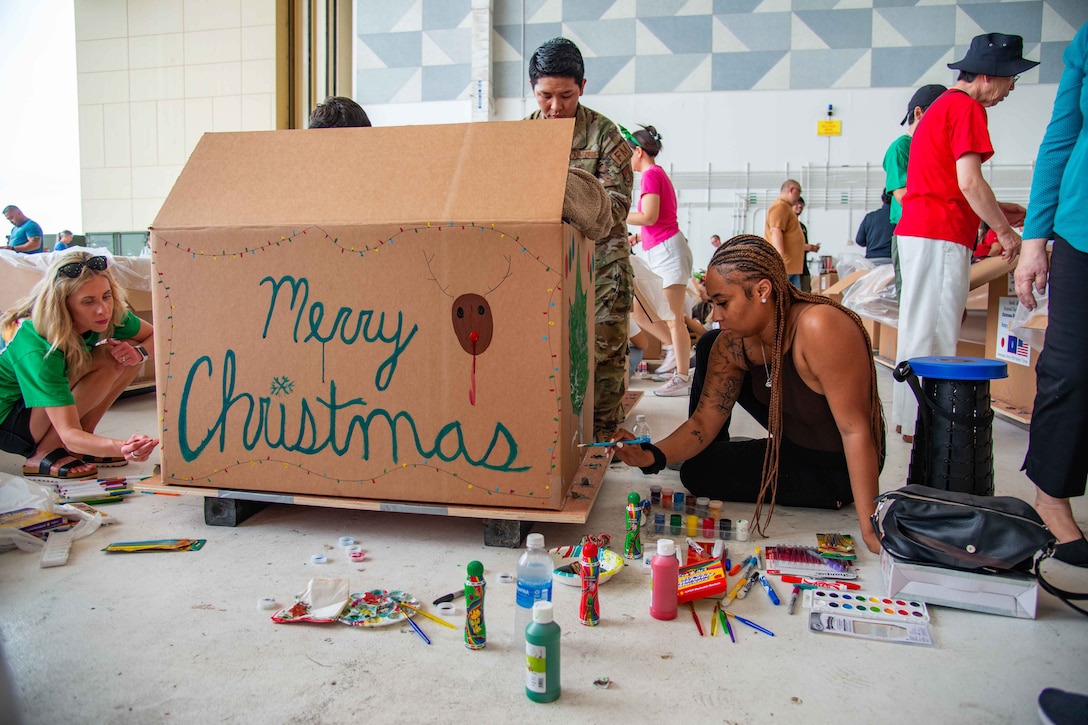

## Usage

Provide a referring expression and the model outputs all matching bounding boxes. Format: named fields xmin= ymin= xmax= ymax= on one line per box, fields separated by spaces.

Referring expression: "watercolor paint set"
xmin=764 ymin=545 xmax=858 ymax=580
xmin=808 ymin=611 xmax=934 ymax=646
xmin=803 ymin=588 xmax=930 ymax=624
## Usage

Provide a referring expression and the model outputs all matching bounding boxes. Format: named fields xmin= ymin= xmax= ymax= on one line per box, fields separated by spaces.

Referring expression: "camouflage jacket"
xmin=529 ymin=104 xmax=634 ymax=243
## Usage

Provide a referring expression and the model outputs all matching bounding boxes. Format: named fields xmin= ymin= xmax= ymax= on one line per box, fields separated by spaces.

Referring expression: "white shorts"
xmin=643 ymin=231 xmax=693 ymax=288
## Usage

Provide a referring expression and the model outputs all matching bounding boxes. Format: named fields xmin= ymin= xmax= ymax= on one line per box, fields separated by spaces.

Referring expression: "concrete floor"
xmin=1 ymin=365 xmax=1085 ymax=725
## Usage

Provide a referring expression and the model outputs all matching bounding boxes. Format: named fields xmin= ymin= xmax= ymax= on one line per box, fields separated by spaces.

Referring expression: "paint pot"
xmin=719 ymin=518 xmax=732 ymax=540
xmin=702 ymin=517 xmax=715 ymax=539
xmin=685 ymin=515 xmax=698 ymax=537
xmin=661 ymin=487 xmax=673 ymax=510
xmin=695 ymin=497 xmax=710 ymax=518
xmin=709 ymin=500 xmax=723 ymax=520
xmin=673 ymin=491 xmax=685 ymax=512
xmin=684 ymin=494 xmax=696 ymax=516
xmin=669 ymin=514 xmax=682 ymax=536
xmin=653 ymin=512 xmax=665 ymax=535
xmin=649 ymin=485 xmax=662 ymax=506
xmin=735 ymin=519 xmax=750 ymax=542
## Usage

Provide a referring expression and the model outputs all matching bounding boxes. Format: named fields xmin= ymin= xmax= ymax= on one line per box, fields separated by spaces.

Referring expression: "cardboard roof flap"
xmin=152 ymin=120 xmax=575 ymax=230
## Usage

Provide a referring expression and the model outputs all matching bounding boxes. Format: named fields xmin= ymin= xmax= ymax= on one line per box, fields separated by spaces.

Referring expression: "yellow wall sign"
xmin=817 ymin=120 xmax=842 ymax=136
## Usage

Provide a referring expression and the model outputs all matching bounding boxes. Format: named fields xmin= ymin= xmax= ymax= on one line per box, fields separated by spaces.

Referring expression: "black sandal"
xmin=79 ymin=453 xmax=128 ymax=467
xmin=22 ymin=448 xmax=98 ymax=480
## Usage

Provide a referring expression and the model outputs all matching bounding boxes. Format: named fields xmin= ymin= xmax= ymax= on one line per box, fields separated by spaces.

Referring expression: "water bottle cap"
xmin=657 ymin=539 xmax=675 ymax=556
xmin=532 ymin=600 xmax=554 ymax=623
xmin=526 ymin=533 xmax=545 ymax=549
xmin=636 ymin=414 xmax=646 ymax=422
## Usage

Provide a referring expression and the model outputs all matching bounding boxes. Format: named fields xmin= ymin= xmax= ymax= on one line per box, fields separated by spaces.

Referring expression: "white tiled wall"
xmin=75 ymin=0 xmax=277 ymax=232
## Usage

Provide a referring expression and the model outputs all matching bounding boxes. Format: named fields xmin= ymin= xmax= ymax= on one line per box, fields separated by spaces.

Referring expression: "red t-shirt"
xmin=637 ymin=164 xmax=680 ymax=249
xmin=895 ymin=89 xmax=994 ymax=248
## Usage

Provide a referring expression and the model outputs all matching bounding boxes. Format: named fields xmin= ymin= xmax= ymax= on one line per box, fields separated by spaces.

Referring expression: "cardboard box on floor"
xmin=857 ymin=257 xmax=1027 ymax=370
xmin=150 ymin=121 xmax=594 ymax=510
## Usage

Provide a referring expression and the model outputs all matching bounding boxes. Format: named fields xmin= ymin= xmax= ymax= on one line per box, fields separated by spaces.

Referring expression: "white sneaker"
xmin=654 ymin=373 xmax=691 ymax=397
xmin=656 ymin=346 xmax=677 ymax=374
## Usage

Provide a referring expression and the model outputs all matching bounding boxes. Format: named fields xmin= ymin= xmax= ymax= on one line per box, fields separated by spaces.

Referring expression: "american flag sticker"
xmin=996 ymin=297 xmax=1031 ymax=367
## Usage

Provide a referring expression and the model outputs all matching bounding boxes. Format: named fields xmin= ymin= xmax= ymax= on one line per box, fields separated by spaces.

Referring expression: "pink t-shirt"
xmin=637 ymin=164 xmax=680 ymax=250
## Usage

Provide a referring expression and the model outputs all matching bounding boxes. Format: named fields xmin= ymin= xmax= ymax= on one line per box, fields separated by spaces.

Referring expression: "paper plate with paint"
xmin=338 ymin=589 xmax=420 ymax=627
xmin=552 ymin=547 xmax=624 ymax=587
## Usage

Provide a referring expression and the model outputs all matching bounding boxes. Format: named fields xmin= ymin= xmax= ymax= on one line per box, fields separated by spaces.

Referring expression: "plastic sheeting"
xmin=0 ymin=249 xmax=151 ymax=293
xmin=840 ymin=260 xmax=899 ymax=328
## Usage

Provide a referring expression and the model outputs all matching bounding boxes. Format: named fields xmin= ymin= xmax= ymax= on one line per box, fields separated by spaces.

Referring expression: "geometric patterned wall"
xmin=356 ymin=0 xmax=1086 ymax=104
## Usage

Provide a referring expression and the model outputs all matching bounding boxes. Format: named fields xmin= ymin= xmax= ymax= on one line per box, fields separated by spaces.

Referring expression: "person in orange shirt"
xmin=764 ymin=180 xmax=805 ymax=288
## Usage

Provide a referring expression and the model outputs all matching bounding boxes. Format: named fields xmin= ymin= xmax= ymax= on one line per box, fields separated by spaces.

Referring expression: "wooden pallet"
xmin=136 ymin=390 xmax=644 ymax=545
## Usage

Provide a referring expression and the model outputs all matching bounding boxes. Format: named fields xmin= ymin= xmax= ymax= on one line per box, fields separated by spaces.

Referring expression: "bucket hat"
xmin=948 ymin=33 xmax=1039 ymax=77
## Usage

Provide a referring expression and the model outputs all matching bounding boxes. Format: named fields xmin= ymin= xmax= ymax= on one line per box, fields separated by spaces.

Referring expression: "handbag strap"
xmin=893 ymin=361 xmax=994 ymax=429
xmin=1034 ymin=551 xmax=1088 ymax=617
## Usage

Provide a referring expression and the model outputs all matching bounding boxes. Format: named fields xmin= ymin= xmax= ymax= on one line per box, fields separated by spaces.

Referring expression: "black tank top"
xmin=749 ymin=346 xmax=845 ymax=453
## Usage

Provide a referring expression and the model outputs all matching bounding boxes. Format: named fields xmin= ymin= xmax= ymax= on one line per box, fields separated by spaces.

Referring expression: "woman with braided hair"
xmin=612 ymin=234 xmax=886 ymax=552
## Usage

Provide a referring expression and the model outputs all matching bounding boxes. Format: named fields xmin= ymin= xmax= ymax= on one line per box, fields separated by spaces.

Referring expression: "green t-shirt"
xmin=0 ymin=310 xmax=142 ymax=422
xmin=883 ymin=134 xmax=911 ymax=225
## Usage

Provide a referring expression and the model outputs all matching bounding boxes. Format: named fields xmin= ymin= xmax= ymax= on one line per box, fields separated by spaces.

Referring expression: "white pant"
xmin=892 ymin=236 xmax=971 ymax=436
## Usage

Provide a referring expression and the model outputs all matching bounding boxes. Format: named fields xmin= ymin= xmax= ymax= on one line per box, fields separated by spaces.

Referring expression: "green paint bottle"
xmin=524 ymin=600 xmax=560 ymax=703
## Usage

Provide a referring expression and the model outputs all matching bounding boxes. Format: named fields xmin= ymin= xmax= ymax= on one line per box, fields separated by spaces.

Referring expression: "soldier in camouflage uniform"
xmin=527 ymin=37 xmax=634 ymax=441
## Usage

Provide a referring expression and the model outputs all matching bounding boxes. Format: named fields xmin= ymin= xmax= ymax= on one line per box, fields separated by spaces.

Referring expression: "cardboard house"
xmin=150 ymin=120 xmax=594 ymax=511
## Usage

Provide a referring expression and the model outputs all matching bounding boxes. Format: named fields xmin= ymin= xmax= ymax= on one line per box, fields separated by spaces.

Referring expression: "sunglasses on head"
xmin=56 ymin=256 xmax=109 ymax=279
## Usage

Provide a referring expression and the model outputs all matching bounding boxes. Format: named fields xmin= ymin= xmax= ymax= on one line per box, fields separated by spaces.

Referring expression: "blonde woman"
xmin=0 ymin=251 xmax=159 ymax=479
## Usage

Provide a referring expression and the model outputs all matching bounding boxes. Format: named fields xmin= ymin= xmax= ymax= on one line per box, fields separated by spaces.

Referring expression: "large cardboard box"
xmin=150 ymin=121 xmax=594 ymax=510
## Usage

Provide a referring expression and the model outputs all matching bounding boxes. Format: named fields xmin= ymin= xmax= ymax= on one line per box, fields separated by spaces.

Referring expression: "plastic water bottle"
xmin=631 ymin=414 xmax=651 ymax=441
xmin=525 ymin=600 xmax=561 ymax=703
xmin=515 ymin=533 xmax=553 ymax=648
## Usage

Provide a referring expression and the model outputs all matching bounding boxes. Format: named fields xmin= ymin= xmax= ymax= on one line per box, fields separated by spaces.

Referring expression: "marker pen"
xmin=759 ymin=574 xmax=780 ymax=605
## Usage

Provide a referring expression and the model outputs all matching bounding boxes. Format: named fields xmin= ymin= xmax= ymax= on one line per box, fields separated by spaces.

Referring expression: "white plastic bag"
xmin=0 ymin=473 xmax=103 ymax=552
xmin=1010 ymin=291 xmax=1048 ymax=353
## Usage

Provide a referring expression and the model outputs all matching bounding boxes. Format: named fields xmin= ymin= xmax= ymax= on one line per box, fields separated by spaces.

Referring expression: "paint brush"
xmin=686 ymin=602 xmax=704 ymax=636
xmin=721 ymin=608 xmax=735 ymax=643
xmin=396 ymin=605 xmax=431 ymax=645
xmin=711 ymin=602 xmax=719 ymax=637
xmin=578 ymin=436 xmax=649 ymax=448
xmin=398 ymin=602 xmax=458 ymax=630
xmin=722 ymin=610 xmax=774 ymax=637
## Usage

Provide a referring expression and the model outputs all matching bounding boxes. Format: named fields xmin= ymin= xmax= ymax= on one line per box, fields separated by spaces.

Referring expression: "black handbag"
xmin=872 ymin=485 xmax=1087 ymax=616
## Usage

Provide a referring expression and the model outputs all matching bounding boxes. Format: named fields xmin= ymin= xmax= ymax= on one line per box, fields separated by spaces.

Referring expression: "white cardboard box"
xmin=881 ymin=549 xmax=1038 ymax=619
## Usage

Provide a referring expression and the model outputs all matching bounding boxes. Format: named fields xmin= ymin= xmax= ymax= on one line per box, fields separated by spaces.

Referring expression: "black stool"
xmin=893 ymin=356 xmax=1008 ymax=496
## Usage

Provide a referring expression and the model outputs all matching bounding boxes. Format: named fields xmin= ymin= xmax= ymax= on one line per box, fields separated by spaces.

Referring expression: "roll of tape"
xmin=345 ymin=544 xmax=363 ymax=555
xmin=349 ymin=551 xmax=366 ymax=562
xmin=258 ymin=597 xmax=277 ymax=610
xmin=496 ymin=572 xmax=514 ymax=584
xmin=437 ymin=602 xmax=456 ymax=615
xmin=310 ymin=554 xmax=328 ymax=565
xmin=338 ymin=536 xmax=355 ymax=547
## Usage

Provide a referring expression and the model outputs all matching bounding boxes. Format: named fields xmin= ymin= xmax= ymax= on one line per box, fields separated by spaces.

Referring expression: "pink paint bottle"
xmin=650 ymin=539 xmax=679 ymax=621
